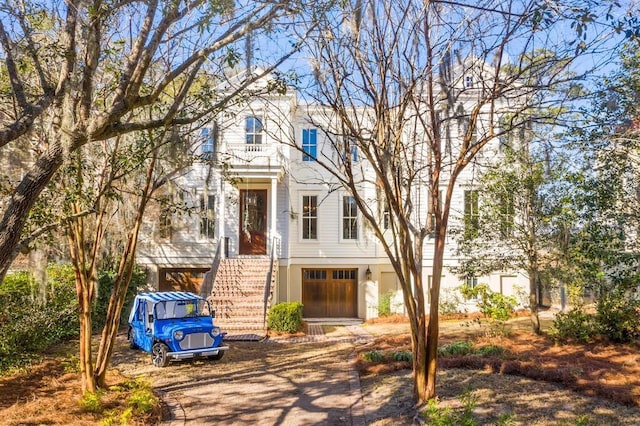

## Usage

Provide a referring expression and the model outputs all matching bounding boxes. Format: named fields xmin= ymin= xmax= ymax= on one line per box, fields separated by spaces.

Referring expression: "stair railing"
xmin=200 ymin=237 xmax=224 ymax=300
xmin=263 ymin=235 xmax=280 ymax=327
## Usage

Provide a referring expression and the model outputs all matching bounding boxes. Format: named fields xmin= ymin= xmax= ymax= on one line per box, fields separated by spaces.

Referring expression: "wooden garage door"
xmin=159 ymin=268 xmax=209 ymax=294
xmin=302 ymin=268 xmax=357 ymax=318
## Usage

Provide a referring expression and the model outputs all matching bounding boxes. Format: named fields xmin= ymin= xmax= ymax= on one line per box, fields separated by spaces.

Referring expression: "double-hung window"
xmin=201 ymin=126 xmax=216 ymax=160
xmin=342 ymin=137 xmax=359 ymax=163
xmin=466 ymin=276 xmax=478 ymax=289
xmin=465 ymin=75 xmax=474 ymax=88
xmin=382 ymin=202 xmax=390 ymax=230
xmin=302 ymin=129 xmax=317 ymax=161
xmin=200 ymin=194 xmax=215 ymax=239
xmin=159 ymin=198 xmax=172 ymax=240
xmin=302 ymin=195 xmax=317 ymax=240
xmin=245 ymin=116 xmax=263 ymax=145
xmin=464 ymin=190 xmax=479 ymax=239
xmin=342 ymin=195 xmax=358 ymax=240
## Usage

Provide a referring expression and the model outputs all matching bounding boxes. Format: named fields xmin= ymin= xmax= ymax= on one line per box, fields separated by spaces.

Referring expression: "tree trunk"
xmin=0 ymin=141 xmax=64 ymax=282
xmin=69 ymin=215 xmax=97 ymax=393
xmin=424 ymin=226 xmax=447 ymax=401
xmin=411 ymin=317 xmax=428 ymax=403
xmin=529 ymin=269 xmax=541 ymax=334
xmin=94 ymin=154 xmax=156 ymax=386
xmin=79 ymin=285 xmax=96 ymax=393
xmin=93 ymin=209 xmax=145 ymax=385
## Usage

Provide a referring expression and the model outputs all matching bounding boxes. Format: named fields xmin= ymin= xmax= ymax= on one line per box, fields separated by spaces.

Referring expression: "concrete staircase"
xmin=208 ymin=257 xmax=276 ymax=339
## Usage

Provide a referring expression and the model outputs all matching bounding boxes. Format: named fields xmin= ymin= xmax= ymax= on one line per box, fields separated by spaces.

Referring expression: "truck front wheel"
xmin=209 ymin=351 xmax=224 ymax=361
xmin=152 ymin=343 xmax=170 ymax=367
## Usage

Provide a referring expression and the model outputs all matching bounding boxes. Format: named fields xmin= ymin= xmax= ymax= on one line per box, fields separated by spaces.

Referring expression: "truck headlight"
xmin=174 ymin=330 xmax=184 ymax=340
xmin=211 ymin=327 xmax=221 ymax=337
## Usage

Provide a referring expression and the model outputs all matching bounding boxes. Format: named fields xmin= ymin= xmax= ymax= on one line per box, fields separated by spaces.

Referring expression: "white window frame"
xmin=199 ymin=193 xmax=216 ymax=240
xmin=302 ymin=128 xmax=317 ymax=162
xmin=245 ymin=115 xmax=264 ymax=145
xmin=341 ymin=194 xmax=359 ymax=241
xmin=301 ymin=194 xmax=318 ymax=241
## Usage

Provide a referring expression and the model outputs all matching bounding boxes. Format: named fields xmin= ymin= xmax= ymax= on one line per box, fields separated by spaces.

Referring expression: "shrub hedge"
xmin=267 ymin=302 xmax=303 ymax=333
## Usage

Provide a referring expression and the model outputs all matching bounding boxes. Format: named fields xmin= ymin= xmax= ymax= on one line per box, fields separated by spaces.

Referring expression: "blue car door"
xmin=131 ymin=300 xmax=154 ymax=352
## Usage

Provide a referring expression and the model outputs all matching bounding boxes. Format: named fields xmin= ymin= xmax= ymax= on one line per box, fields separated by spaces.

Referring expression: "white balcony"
xmin=220 ymin=143 xmax=285 ymax=178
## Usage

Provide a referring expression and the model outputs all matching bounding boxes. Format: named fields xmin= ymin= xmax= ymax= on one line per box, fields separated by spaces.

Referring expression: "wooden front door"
xmin=302 ymin=268 xmax=358 ymax=318
xmin=239 ymin=189 xmax=267 ymax=255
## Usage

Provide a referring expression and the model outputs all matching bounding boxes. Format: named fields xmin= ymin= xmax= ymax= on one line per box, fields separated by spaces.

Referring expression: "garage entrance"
xmin=159 ymin=268 xmax=209 ymax=293
xmin=302 ymin=268 xmax=358 ymax=318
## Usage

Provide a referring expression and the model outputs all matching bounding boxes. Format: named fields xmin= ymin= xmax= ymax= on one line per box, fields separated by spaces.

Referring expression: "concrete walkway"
xmin=160 ymin=322 xmax=374 ymax=425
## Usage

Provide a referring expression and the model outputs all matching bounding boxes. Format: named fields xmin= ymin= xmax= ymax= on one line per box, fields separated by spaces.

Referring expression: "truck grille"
xmin=179 ymin=332 xmax=214 ymax=350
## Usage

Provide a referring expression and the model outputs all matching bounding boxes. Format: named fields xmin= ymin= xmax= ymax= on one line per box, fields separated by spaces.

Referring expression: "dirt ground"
xmin=1 ymin=315 xmax=640 ymax=425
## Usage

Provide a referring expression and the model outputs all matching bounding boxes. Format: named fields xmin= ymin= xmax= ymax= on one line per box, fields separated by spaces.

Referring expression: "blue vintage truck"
xmin=127 ymin=291 xmax=228 ymax=367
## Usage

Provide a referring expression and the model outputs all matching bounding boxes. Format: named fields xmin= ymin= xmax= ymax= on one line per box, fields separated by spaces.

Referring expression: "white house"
xmin=135 ymin=65 xmax=529 ymax=325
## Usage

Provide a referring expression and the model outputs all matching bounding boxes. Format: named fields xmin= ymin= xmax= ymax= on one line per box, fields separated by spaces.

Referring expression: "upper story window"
xmin=302 ymin=195 xmax=318 ymax=240
xmin=429 ymin=190 xmax=442 ymax=236
xmin=245 ymin=116 xmax=263 ymax=145
xmin=465 ymin=75 xmax=474 ymax=88
xmin=201 ymin=125 xmax=216 ymax=160
xmin=349 ymin=143 xmax=359 ymax=162
xmin=342 ymin=137 xmax=359 ymax=163
xmin=460 ymin=116 xmax=477 ymax=143
xmin=382 ymin=203 xmax=390 ymax=230
xmin=159 ymin=198 xmax=172 ymax=240
xmin=499 ymin=192 xmax=515 ymax=237
xmin=302 ymin=129 xmax=317 ymax=162
xmin=342 ymin=195 xmax=358 ymax=240
xmin=464 ymin=190 xmax=479 ymax=239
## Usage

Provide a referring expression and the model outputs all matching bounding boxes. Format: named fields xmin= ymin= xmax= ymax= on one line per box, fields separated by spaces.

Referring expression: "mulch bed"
xmin=356 ymin=330 xmax=640 ymax=407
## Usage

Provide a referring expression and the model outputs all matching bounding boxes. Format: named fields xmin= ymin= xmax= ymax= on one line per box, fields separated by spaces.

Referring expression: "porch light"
xmin=365 ymin=266 xmax=372 ymax=281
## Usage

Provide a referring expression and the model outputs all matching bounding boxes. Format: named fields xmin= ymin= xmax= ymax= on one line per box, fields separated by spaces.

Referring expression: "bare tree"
xmin=0 ymin=0 xmax=322 ymax=393
xmin=0 ymin=0 xmax=308 ymax=283
xmin=296 ymin=0 xmax=629 ymax=403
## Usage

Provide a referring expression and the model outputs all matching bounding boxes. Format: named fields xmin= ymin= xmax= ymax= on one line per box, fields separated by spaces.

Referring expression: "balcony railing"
xmin=222 ymin=143 xmax=283 ymax=169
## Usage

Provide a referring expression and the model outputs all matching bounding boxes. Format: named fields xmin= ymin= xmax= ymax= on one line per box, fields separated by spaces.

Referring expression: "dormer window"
xmin=465 ymin=75 xmax=473 ymax=88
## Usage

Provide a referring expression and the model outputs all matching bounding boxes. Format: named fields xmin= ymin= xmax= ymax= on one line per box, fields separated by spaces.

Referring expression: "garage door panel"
xmin=302 ymin=269 xmax=357 ymax=318
xmin=303 ymin=281 xmax=326 ymax=317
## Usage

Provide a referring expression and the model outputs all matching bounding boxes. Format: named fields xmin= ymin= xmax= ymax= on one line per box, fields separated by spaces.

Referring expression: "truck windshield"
xmin=154 ymin=299 xmax=211 ymax=320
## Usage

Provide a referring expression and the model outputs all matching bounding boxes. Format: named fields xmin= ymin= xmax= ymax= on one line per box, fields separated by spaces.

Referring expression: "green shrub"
xmin=459 ymin=283 xmax=517 ymax=321
xmin=596 ymin=291 xmax=640 ymax=343
xmin=267 ymin=302 xmax=303 ymax=333
xmin=361 ymin=350 xmax=384 ymax=363
xmin=391 ymin=350 xmax=412 ymax=362
xmin=80 ymin=390 xmax=104 ymax=413
xmin=0 ymin=271 xmax=33 ymax=299
xmin=550 ymin=307 xmax=596 ymax=343
xmin=126 ymin=379 xmax=158 ymax=414
xmin=0 ymin=264 xmax=79 ymax=371
xmin=475 ymin=344 xmax=506 ymax=357
xmin=377 ymin=291 xmax=394 ymax=317
xmin=438 ymin=340 xmax=473 ymax=356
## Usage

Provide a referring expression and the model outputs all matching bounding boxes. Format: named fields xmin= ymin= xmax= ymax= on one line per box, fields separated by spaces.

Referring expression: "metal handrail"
xmin=200 ymin=237 xmax=223 ymax=299
xmin=263 ymin=236 xmax=280 ymax=326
